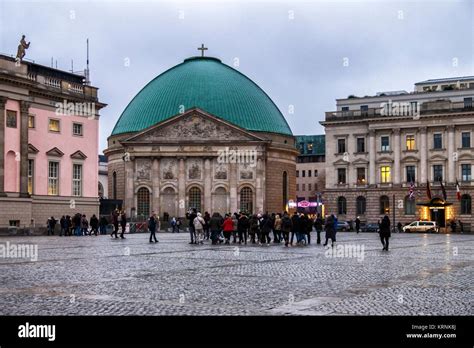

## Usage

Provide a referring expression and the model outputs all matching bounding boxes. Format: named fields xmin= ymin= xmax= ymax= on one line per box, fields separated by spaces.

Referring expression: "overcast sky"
xmin=1 ymin=0 xmax=473 ymax=153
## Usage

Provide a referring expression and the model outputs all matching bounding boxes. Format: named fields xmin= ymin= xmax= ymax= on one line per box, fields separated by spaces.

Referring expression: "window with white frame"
xmin=48 ymin=162 xmax=59 ymax=195
xmin=72 ymin=164 xmax=82 ymax=196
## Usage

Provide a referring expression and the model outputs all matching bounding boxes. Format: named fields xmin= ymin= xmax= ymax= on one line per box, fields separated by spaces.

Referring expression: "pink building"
xmin=0 ymin=54 xmax=106 ymax=229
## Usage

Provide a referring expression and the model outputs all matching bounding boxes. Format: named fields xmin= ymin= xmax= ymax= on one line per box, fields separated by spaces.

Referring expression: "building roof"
xmin=415 ymin=76 xmax=474 ymax=85
xmin=295 ymin=135 xmax=325 ymax=156
xmin=111 ymin=56 xmax=292 ymax=136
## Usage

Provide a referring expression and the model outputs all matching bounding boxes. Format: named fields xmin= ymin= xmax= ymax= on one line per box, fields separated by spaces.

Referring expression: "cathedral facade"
xmin=105 ymin=56 xmax=297 ymax=219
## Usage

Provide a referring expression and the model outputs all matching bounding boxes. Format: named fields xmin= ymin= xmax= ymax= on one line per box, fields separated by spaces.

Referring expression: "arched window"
xmin=282 ymin=171 xmax=288 ymax=211
xmin=112 ymin=171 xmax=117 ymax=200
xmin=137 ymin=187 xmax=150 ymax=218
xmin=189 ymin=187 xmax=202 ymax=212
xmin=240 ymin=187 xmax=253 ymax=214
xmin=380 ymin=195 xmax=390 ymax=214
xmin=461 ymin=194 xmax=472 ymax=215
xmin=98 ymin=182 xmax=104 ymax=198
xmin=404 ymin=195 xmax=415 ymax=215
xmin=356 ymin=196 xmax=366 ymax=215
xmin=337 ymin=196 xmax=347 ymax=215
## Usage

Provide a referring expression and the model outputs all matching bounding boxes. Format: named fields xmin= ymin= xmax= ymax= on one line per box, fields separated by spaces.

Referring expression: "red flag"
xmin=456 ymin=179 xmax=461 ymax=201
xmin=426 ymin=180 xmax=432 ymax=200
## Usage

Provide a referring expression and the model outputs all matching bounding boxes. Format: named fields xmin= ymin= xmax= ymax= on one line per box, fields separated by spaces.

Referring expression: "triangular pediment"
xmin=122 ymin=108 xmax=267 ymax=144
xmin=28 ymin=144 xmax=39 ymax=154
xmin=429 ymin=154 xmax=447 ymax=161
xmin=333 ymin=159 xmax=349 ymax=166
xmin=46 ymin=147 xmax=64 ymax=157
xmin=70 ymin=150 xmax=87 ymax=160
xmin=352 ymin=158 xmax=369 ymax=165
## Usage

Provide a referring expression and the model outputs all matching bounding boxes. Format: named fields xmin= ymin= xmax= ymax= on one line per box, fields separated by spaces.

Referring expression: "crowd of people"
xmin=181 ymin=209 xmax=346 ymax=248
xmin=45 ymin=208 xmax=395 ymax=251
xmin=46 ymin=213 xmax=107 ymax=236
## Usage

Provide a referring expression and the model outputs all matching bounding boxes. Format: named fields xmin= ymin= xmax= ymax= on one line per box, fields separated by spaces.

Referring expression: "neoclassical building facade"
xmin=322 ymin=76 xmax=474 ymax=231
xmin=105 ymin=56 xmax=297 ymax=219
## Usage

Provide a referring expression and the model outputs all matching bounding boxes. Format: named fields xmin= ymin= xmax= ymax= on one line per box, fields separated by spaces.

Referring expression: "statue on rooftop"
xmin=16 ymin=35 xmax=30 ymax=61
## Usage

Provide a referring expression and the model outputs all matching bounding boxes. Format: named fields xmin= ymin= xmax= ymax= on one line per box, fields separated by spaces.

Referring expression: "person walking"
xmin=281 ymin=212 xmax=292 ymax=247
xmin=171 ymin=217 xmax=178 ymax=233
xmin=222 ymin=214 xmax=234 ymax=244
xmin=90 ymin=214 xmax=99 ymax=236
xmin=209 ymin=212 xmax=223 ymax=245
xmin=111 ymin=210 xmax=119 ymax=238
xmin=297 ymin=213 xmax=308 ymax=245
xmin=458 ymin=220 xmax=464 ymax=233
xmin=261 ymin=214 xmax=273 ymax=245
xmin=148 ymin=212 xmax=158 ymax=243
xmin=355 ymin=216 xmax=361 ymax=234
xmin=119 ymin=211 xmax=127 ymax=239
xmin=273 ymin=214 xmax=282 ymax=243
xmin=187 ymin=209 xmax=197 ymax=244
xmin=66 ymin=215 xmax=72 ymax=236
xmin=73 ymin=213 xmax=81 ymax=236
xmin=193 ymin=212 xmax=206 ymax=244
xmin=323 ymin=214 xmax=336 ymax=247
xmin=231 ymin=213 xmax=239 ymax=244
xmin=379 ymin=215 xmax=391 ymax=251
xmin=314 ymin=214 xmax=323 ymax=244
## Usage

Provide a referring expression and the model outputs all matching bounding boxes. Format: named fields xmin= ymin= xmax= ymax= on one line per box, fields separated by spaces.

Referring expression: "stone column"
xmin=447 ymin=125 xmax=455 ymax=184
xmin=178 ymin=157 xmax=186 ymax=217
xmin=124 ymin=156 xmax=135 ymax=217
xmin=393 ymin=128 xmax=401 ymax=185
xmin=255 ymin=154 xmax=265 ymax=213
xmin=0 ymin=96 xmax=7 ymax=196
xmin=229 ymin=162 xmax=238 ymax=213
xmin=19 ymin=101 xmax=30 ymax=197
xmin=368 ymin=129 xmax=376 ymax=186
xmin=204 ymin=157 xmax=212 ymax=212
xmin=419 ymin=127 xmax=427 ymax=184
xmin=152 ymin=158 xmax=160 ymax=214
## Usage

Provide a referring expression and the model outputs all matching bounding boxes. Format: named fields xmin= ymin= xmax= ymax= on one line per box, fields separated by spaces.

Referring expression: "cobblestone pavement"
xmin=0 ymin=232 xmax=472 ymax=315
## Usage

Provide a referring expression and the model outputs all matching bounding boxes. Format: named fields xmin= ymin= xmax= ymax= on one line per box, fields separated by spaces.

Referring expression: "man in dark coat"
xmin=187 ymin=209 xmax=197 ymax=244
xmin=314 ymin=214 xmax=323 ymax=244
xmin=209 ymin=212 xmax=224 ymax=245
xmin=90 ymin=214 xmax=99 ymax=236
xmin=379 ymin=215 xmax=391 ymax=251
xmin=323 ymin=214 xmax=335 ymax=247
xmin=111 ymin=210 xmax=119 ymax=238
xmin=281 ymin=212 xmax=292 ymax=247
xmin=237 ymin=213 xmax=249 ymax=245
xmin=148 ymin=212 xmax=158 ymax=243
xmin=120 ymin=211 xmax=127 ymax=239
xmin=355 ymin=217 xmax=361 ymax=234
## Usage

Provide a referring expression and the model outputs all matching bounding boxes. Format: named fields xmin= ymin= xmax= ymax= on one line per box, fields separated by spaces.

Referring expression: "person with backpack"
xmin=249 ymin=214 xmax=259 ymax=244
xmin=314 ymin=214 xmax=323 ymax=244
xmin=148 ymin=212 xmax=158 ymax=243
xmin=193 ymin=212 xmax=206 ymax=244
xmin=281 ymin=212 xmax=292 ymax=247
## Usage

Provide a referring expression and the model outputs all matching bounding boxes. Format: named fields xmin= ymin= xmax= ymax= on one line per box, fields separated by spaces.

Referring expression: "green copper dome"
xmin=111 ymin=56 xmax=292 ymax=136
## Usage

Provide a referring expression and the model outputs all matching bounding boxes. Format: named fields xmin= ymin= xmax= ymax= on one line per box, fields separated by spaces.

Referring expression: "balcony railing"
xmin=326 ymin=101 xmax=473 ymax=121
